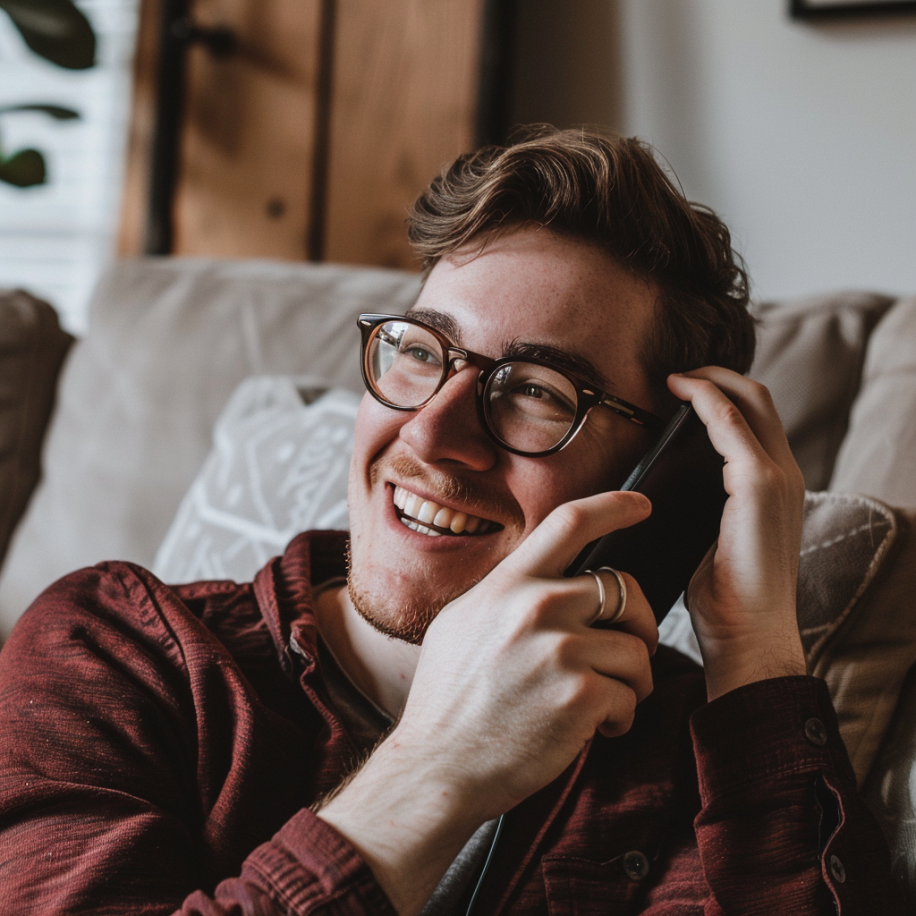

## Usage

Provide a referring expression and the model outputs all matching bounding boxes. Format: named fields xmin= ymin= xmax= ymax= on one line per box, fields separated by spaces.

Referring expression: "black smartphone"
xmin=566 ymin=403 xmax=728 ymax=624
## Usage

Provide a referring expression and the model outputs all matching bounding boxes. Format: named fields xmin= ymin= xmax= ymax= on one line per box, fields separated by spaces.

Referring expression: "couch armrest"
xmin=0 ymin=289 xmax=73 ymax=575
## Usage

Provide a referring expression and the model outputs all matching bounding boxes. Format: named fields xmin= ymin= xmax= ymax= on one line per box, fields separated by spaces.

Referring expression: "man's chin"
xmin=345 ymin=546 xmax=475 ymax=645
xmin=347 ymin=578 xmax=432 ymax=645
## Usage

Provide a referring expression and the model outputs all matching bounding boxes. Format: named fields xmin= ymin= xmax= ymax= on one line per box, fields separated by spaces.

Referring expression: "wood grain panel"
xmin=324 ymin=0 xmax=486 ymax=270
xmin=117 ymin=0 xmax=165 ymax=256
xmin=172 ymin=0 xmax=323 ymax=259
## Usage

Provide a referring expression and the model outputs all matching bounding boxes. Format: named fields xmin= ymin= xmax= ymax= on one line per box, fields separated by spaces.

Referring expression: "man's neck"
xmin=314 ymin=583 xmax=421 ymax=718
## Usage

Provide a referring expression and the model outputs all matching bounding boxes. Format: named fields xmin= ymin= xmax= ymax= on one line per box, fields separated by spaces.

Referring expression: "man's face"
xmin=346 ymin=226 xmax=660 ymax=642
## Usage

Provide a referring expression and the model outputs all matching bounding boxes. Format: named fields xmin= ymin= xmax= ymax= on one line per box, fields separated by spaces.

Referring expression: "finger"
xmin=587 ymin=633 xmax=655 ymax=734
xmin=506 ymin=490 xmax=652 ymax=579
xmin=550 ymin=569 xmax=657 ymax=659
xmin=597 ymin=676 xmax=639 ymax=738
xmin=577 ymin=626 xmax=655 ymax=705
xmin=596 ymin=633 xmax=653 ymax=700
xmin=589 ymin=570 xmax=658 ymax=655
xmin=665 ymin=374 xmax=777 ymax=486
xmin=668 ymin=368 xmax=796 ymax=471
xmin=588 ymin=567 xmax=627 ymax=625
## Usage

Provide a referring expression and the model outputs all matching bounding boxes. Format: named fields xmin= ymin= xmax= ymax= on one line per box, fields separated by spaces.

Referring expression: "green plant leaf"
xmin=0 ymin=103 xmax=80 ymax=119
xmin=0 ymin=0 xmax=96 ymax=69
xmin=0 ymin=148 xmax=46 ymax=187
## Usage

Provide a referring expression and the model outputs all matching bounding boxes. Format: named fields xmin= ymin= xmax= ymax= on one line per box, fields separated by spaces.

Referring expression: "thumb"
xmin=505 ymin=490 xmax=652 ymax=579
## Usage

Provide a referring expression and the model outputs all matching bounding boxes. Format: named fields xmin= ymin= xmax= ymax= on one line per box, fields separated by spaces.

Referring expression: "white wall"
xmin=618 ymin=0 xmax=916 ymax=301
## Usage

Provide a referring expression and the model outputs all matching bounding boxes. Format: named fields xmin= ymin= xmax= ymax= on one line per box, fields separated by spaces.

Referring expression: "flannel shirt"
xmin=0 ymin=531 xmax=904 ymax=914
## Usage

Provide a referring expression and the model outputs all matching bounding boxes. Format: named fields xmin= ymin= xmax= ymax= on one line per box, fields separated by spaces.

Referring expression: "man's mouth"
xmin=392 ymin=485 xmax=500 ymax=537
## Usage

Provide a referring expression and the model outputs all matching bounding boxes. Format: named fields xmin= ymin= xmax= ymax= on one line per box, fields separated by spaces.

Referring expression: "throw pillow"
xmin=661 ymin=491 xmax=916 ymax=786
xmin=154 ymin=377 xmax=360 ymax=584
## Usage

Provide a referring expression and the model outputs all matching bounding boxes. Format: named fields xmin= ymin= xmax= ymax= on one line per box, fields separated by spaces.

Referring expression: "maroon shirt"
xmin=0 ymin=531 xmax=905 ymax=914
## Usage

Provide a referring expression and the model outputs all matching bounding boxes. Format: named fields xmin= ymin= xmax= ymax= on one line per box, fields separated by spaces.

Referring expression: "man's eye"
xmin=509 ymin=380 xmax=575 ymax=417
xmin=402 ymin=345 xmax=440 ymax=365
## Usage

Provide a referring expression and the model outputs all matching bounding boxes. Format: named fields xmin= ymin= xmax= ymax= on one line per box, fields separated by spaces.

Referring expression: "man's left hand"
xmin=667 ymin=368 xmax=807 ymax=701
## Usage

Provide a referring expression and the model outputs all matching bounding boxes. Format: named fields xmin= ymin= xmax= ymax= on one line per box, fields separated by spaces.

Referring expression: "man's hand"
xmin=319 ymin=490 xmax=658 ymax=914
xmin=667 ymin=368 xmax=807 ymax=701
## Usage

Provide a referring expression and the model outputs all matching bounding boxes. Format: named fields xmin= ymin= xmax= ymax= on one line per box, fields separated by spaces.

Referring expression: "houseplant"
xmin=0 ymin=0 xmax=96 ymax=187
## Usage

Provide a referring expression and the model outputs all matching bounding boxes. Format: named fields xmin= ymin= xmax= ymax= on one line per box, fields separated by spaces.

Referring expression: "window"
xmin=0 ymin=0 xmax=140 ymax=332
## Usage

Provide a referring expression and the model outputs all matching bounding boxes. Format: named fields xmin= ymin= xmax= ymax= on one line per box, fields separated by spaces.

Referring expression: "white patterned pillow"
xmin=153 ymin=377 xmax=360 ymax=584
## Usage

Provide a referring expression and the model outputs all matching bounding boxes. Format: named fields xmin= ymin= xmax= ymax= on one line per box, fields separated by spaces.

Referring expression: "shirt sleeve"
xmin=177 ymin=811 xmax=397 ymax=915
xmin=0 ymin=565 xmax=397 ymax=916
xmin=689 ymin=675 xmax=908 ymax=915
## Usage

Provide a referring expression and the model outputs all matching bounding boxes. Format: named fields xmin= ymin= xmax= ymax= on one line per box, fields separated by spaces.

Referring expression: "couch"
xmin=2 ymin=258 xmax=916 ymax=902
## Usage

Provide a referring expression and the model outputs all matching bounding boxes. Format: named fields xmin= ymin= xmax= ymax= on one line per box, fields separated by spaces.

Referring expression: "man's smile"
xmin=392 ymin=485 xmax=500 ymax=537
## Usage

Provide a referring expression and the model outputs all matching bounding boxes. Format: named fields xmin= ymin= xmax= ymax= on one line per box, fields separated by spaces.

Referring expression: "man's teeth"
xmin=393 ymin=486 xmax=492 ymax=536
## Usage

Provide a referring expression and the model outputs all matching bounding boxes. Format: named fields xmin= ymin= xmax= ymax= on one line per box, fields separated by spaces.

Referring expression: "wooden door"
xmin=119 ymin=0 xmax=505 ymax=270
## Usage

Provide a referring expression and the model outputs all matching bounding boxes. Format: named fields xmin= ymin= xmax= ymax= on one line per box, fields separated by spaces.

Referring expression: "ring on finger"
xmin=584 ymin=569 xmax=607 ymax=625
xmin=586 ymin=567 xmax=627 ymax=626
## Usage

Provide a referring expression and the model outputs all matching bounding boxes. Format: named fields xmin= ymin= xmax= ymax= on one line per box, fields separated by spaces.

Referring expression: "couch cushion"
xmin=864 ymin=663 xmax=916 ymax=905
xmin=0 ymin=258 xmax=421 ymax=637
xmin=829 ymin=295 xmax=916 ymax=509
xmin=857 ymin=502 xmax=916 ymax=906
xmin=749 ymin=291 xmax=895 ymax=492
xmin=0 ymin=289 xmax=72 ymax=575
xmin=154 ymin=378 xmax=359 ymax=584
xmin=661 ymin=491 xmax=916 ymax=786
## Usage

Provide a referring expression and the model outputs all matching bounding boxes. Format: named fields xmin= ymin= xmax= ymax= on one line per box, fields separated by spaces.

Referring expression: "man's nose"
xmin=398 ymin=365 xmax=498 ymax=471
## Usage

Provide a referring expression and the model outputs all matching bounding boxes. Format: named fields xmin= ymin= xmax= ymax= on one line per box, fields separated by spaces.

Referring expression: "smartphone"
xmin=566 ymin=403 xmax=728 ymax=624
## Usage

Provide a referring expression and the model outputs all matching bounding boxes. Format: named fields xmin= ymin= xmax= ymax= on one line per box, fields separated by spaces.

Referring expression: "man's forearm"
xmin=318 ymin=734 xmax=486 ymax=915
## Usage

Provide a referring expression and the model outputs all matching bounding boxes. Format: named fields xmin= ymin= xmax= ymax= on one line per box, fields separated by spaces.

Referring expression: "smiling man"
xmin=0 ymin=128 xmax=904 ymax=915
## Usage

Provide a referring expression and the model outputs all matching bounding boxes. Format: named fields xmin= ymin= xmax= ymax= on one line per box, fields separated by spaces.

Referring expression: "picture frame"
xmin=791 ymin=0 xmax=916 ymax=18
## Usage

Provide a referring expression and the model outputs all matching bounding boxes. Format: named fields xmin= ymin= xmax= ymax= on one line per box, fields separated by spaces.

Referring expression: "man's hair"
xmin=407 ymin=126 xmax=754 ymax=409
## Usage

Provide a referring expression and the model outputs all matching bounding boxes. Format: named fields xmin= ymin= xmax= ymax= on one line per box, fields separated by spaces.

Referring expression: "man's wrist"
xmin=699 ymin=628 xmax=807 ymax=701
xmin=317 ymin=732 xmax=488 ymax=916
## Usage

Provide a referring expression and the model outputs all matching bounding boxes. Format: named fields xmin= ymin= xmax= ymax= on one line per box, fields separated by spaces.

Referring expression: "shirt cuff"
xmin=245 ymin=807 xmax=398 ymax=915
xmin=690 ymin=675 xmax=856 ymax=805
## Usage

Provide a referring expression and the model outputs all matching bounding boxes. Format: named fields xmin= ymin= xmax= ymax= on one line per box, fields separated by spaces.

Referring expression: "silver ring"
xmin=586 ymin=567 xmax=627 ymax=626
xmin=585 ymin=569 xmax=607 ymax=624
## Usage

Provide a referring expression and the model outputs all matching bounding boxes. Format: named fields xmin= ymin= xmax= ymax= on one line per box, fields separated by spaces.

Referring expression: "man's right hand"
xmin=319 ymin=489 xmax=657 ymax=915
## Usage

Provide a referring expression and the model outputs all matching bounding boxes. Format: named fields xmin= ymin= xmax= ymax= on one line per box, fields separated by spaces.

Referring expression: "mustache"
xmin=373 ymin=455 xmax=525 ymax=527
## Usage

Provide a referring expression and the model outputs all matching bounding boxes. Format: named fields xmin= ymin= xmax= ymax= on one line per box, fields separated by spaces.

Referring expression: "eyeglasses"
xmin=357 ymin=313 xmax=663 ymax=458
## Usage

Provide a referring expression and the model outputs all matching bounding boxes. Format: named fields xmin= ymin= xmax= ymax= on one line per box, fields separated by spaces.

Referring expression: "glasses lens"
xmin=367 ymin=320 xmax=445 ymax=408
xmin=484 ymin=361 xmax=579 ymax=453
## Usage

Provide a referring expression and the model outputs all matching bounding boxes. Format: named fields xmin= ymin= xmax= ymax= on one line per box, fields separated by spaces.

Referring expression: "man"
xmin=0 ymin=128 xmax=903 ymax=914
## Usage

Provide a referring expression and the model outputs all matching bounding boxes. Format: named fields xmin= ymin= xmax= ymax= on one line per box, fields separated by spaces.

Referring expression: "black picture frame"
xmin=791 ymin=0 xmax=916 ymax=18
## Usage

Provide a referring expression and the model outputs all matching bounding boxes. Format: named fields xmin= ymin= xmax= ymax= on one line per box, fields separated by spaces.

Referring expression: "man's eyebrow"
xmin=403 ymin=309 xmax=614 ymax=392
xmin=405 ymin=308 xmax=460 ymax=342
xmin=504 ymin=341 xmax=613 ymax=392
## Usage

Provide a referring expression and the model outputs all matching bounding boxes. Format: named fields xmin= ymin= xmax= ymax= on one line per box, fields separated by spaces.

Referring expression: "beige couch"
xmin=2 ymin=258 xmax=916 ymax=902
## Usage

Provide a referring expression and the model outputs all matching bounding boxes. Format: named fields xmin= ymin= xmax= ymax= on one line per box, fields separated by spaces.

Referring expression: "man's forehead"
xmin=406 ymin=226 xmax=658 ymax=402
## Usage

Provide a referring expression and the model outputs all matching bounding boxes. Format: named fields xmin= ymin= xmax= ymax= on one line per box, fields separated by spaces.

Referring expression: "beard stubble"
xmin=346 ymin=455 xmax=522 ymax=644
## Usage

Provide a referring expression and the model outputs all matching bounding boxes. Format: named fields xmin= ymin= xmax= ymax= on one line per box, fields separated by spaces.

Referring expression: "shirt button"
xmin=829 ymin=854 xmax=846 ymax=884
xmin=622 ymin=850 xmax=650 ymax=881
xmin=805 ymin=717 xmax=828 ymax=747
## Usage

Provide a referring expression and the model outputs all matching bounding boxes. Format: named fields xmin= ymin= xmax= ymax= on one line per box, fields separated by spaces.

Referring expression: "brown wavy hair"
xmin=408 ymin=126 xmax=754 ymax=409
